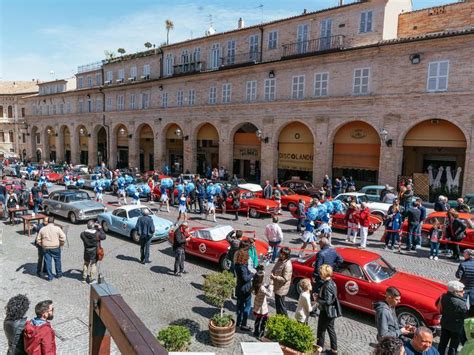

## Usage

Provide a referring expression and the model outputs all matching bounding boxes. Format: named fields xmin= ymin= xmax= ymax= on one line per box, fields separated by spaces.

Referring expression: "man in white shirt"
xmin=265 ymin=216 xmax=284 ymax=263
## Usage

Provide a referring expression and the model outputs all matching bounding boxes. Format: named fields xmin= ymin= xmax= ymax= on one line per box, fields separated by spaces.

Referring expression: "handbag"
xmin=96 ymin=234 xmax=104 ymax=261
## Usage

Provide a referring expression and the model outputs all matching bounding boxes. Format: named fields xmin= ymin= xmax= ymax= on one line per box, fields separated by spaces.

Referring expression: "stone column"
xmin=70 ymin=130 xmax=80 ymax=165
xmin=88 ymin=129 xmax=98 ymax=168
xmin=56 ymin=127 xmax=65 ymax=163
xmin=154 ymin=132 xmax=165 ymax=172
xmin=313 ymin=117 xmax=330 ymax=186
xmin=462 ymin=144 xmax=472 ymax=195
xmin=128 ymin=135 xmax=139 ymax=170
xmin=261 ymin=118 xmax=276 ymax=183
xmin=42 ymin=130 xmax=50 ymax=162
xmin=109 ymin=129 xmax=117 ymax=170
xmin=378 ymin=144 xmax=401 ymax=188
xmin=182 ymin=123 xmax=194 ymax=173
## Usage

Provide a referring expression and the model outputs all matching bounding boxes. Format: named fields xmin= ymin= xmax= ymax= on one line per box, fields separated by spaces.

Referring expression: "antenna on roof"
xmin=256 ymin=4 xmax=264 ymax=23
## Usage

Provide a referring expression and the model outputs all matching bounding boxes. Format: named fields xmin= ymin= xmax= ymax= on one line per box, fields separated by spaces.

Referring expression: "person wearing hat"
xmin=135 ymin=208 xmax=155 ymax=264
xmin=456 ymin=249 xmax=474 ymax=306
xmin=172 ymin=221 xmax=190 ymax=276
xmin=270 ymin=246 xmax=293 ymax=316
xmin=438 ymin=280 xmax=468 ymax=355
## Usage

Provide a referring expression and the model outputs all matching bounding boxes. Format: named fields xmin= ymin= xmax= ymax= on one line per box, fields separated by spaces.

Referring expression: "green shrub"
xmin=266 ymin=315 xmax=315 ymax=353
xmin=203 ymin=271 xmax=236 ymax=327
xmin=157 ymin=325 xmax=191 ymax=352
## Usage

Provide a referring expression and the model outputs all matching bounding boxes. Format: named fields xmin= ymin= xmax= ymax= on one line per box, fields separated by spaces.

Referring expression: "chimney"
xmin=238 ymin=17 xmax=245 ymax=29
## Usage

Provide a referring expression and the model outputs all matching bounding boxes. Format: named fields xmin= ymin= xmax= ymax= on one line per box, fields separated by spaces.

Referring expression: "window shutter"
xmin=366 ymin=11 xmax=373 ymax=32
xmin=360 ymin=12 xmax=366 ymax=33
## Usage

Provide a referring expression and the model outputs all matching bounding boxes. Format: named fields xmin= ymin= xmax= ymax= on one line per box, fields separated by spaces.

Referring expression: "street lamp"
xmin=256 ymin=129 xmax=269 ymax=143
xmin=379 ymin=128 xmax=392 ymax=147
xmin=119 ymin=127 xmax=126 ymax=136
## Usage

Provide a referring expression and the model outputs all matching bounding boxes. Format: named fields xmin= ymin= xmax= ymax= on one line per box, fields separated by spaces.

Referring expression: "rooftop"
xmin=0 ymin=80 xmax=39 ymax=95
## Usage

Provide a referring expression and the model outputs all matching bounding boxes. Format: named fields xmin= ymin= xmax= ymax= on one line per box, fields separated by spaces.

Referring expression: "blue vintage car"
xmin=97 ymin=205 xmax=173 ymax=243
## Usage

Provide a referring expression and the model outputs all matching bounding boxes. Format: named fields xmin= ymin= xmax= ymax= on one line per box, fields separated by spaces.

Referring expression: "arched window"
xmin=7 ymin=105 xmax=13 ymax=118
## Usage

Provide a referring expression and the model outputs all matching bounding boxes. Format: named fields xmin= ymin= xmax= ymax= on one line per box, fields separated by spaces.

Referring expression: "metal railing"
xmin=282 ymin=35 xmax=345 ymax=57
xmin=173 ymin=61 xmax=206 ymax=76
xmin=77 ymin=61 xmax=104 ymax=74
xmin=220 ymin=51 xmax=261 ymax=68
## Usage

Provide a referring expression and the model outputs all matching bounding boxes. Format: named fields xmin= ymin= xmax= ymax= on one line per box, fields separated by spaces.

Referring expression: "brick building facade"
xmin=23 ymin=0 xmax=474 ymax=194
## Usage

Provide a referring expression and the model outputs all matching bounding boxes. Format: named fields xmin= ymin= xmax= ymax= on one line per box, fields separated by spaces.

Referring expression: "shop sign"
xmin=351 ymin=129 xmax=366 ymax=139
xmin=234 ymin=145 xmax=260 ymax=160
xmin=278 ymin=143 xmax=313 ymax=171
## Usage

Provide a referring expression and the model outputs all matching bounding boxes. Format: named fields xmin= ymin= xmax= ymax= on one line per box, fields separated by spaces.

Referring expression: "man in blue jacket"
xmin=136 ymin=209 xmax=155 ymax=264
xmin=312 ymin=237 xmax=343 ymax=291
xmin=456 ymin=249 xmax=474 ymax=306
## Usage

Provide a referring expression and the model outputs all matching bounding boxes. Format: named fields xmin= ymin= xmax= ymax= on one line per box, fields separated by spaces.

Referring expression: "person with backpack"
xmin=172 ymin=222 xmax=191 ymax=276
xmin=80 ymin=221 xmax=106 ymax=284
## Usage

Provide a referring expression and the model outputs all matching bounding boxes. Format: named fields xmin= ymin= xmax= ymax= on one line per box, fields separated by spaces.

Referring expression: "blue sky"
xmin=1 ymin=0 xmax=456 ymax=81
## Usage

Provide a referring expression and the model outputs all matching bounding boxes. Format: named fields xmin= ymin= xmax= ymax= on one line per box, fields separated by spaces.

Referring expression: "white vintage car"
xmin=334 ymin=192 xmax=391 ymax=219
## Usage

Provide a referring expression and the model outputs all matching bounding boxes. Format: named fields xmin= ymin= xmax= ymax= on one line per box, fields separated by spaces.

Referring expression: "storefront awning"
xmin=333 ymin=143 xmax=380 ymax=170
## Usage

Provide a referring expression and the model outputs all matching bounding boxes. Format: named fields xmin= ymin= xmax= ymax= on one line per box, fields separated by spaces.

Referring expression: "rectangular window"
xmin=129 ymin=94 xmax=136 ymax=110
xmin=0 ymin=132 xmax=5 ymax=143
xmin=66 ymin=101 xmax=71 ymax=113
xmin=427 ymin=61 xmax=449 ymax=92
xmin=264 ymin=78 xmax=276 ymax=101
xmin=78 ymin=77 xmax=83 ymax=88
xmin=222 ymin=83 xmax=232 ymax=103
xmin=87 ymin=76 xmax=93 ymax=87
xmin=246 ymin=80 xmax=257 ymax=102
xmin=141 ymin=93 xmax=149 ymax=109
xmin=143 ymin=64 xmax=151 ymax=76
xmin=320 ymin=19 xmax=332 ymax=50
xmin=162 ymin=92 xmax=168 ymax=108
xmin=52 ymin=104 xmax=57 ymax=115
xmin=360 ymin=11 xmax=373 ymax=33
xmin=59 ymin=103 xmax=64 ymax=114
xmin=226 ymin=40 xmax=236 ymax=65
xmin=268 ymin=30 xmax=278 ymax=50
xmin=165 ymin=54 xmax=174 ymax=76
xmin=314 ymin=72 xmax=329 ymax=97
xmin=193 ymin=47 xmax=201 ymax=62
xmin=130 ymin=66 xmax=137 ymax=79
xmin=78 ymin=101 xmax=84 ymax=113
xmin=209 ymin=86 xmax=217 ymax=104
xmin=9 ymin=131 xmax=14 ymax=143
xmin=95 ymin=98 xmax=102 ymax=112
xmin=188 ymin=89 xmax=196 ymax=106
xmin=106 ymin=97 xmax=112 ymax=111
xmin=87 ymin=99 xmax=93 ymax=112
xmin=22 ymin=133 xmax=26 ymax=143
xmin=35 ymin=133 xmax=41 ymax=144
xmin=95 ymin=72 xmax=102 ymax=86
xmin=353 ymin=68 xmax=370 ymax=95
xmin=177 ymin=90 xmax=184 ymax=106
xmin=249 ymin=35 xmax=259 ymax=60
xmin=292 ymin=75 xmax=305 ymax=99
xmin=106 ymin=71 xmax=113 ymax=83
xmin=210 ymin=44 xmax=220 ymax=69
xmin=118 ymin=69 xmax=125 ymax=81
xmin=297 ymin=24 xmax=309 ymax=54
xmin=117 ymin=95 xmax=124 ymax=111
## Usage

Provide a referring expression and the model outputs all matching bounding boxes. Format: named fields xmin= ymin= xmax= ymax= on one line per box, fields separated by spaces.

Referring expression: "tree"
xmin=144 ymin=42 xmax=152 ymax=49
xmin=117 ymin=48 xmax=126 ymax=55
xmin=165 ymin=19 xmax=174 ymax=45
xmin=104 ymin=50 xmax=115 ymax=60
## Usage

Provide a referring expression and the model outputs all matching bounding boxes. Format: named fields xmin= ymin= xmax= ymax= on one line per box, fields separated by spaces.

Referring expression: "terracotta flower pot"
xmin=208 ymin=318 xmax=235 ymax=347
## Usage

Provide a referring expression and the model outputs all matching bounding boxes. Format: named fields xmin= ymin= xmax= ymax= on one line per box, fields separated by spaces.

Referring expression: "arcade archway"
xmin=115 ymin=125 xmax=128 ymax=169
xmin=196 ymin=123 xmax=219 ymax=176
xmin=277 ymin=122 xmax=313 ymax=182
xmin=165 ymin=124 xmax=184 ymax=174
xmin=78 ymin=125 xmax=89 ymax=165
xmin=97 ymin=127 xmax=107 ymax=165
xmin=332 ymin=121 xmax=380 ymax=187
xmin=138 ymin=124 xmax=154 ymax=172
xmin=233 ymin=123 xmax=260 ymax=182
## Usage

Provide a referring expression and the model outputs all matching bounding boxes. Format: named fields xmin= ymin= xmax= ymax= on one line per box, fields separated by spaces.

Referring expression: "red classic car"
xmin=168 ymin=225 xmax=271 ymax=270
xmin=400 ymin=211 xmax=474 ymax=248
xmin=289 ymin=204 xmax=383 ymax=235
xmin=291 ymin=248 xmax=447 ymax=329
xmin=224 ymin=188 xmax=280 ymax=218
xmin=281 ymin=180 xmax=321 ymax=198
xmin=256 ymin=187 xmax=313 ymax=210
xmin=45 ymin=171 xmax=64 ymax=183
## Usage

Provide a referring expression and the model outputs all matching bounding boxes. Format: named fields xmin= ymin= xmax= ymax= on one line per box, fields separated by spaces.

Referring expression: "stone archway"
xmin=277 ymin=122 xmax=314 ymax=182
xmin=30 ymin=126 xmax=39 ymax=161
xmin=62 ymin=126 xmax=71 ymax=163
xmin=78 ymin=125 xmax=89 ymax=165
xmin=165 ymin=124 xmax=184 ymax=175
xmin=332 ymin=121 xmax=380 ymax=187
xmin=115 ymin=124 xmax=128 ymax=169
xmin=232 ymin=122 xmax=261 ymax=182
xmin=138 ymin=124 xmax=154 ymax=172
xmin=196 ymin=123 xmax=219 ymax=177
xmin=402 ymin=119 xmax=467 ymax=198
xmin=46 ymin=126 xmax=57 ymax=162
xmin=36 ymin=148 xmax=42 ymax=162
xmin=97 ymin=127 xmax=107 ymax=166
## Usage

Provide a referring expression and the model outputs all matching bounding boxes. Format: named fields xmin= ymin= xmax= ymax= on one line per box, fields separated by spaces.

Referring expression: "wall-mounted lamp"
xmin=409 ymin=53 xmax=421 ymax=64
xmin=119 ymin=127 xmax=126 ymax=136
xmin=175 ymin=128 xmax=189 ymax=140
xmin=159 ymin=85 xmax=164 ymax=91
xmin=256 ymin=129 xmax=269 ymax=143
xmin=47 ymin=128 xmax=52 ymax=135
xmin=79 ymin=128 xmax=91 ymax=137
xmin=268 ymin=70 xmax=275 ymax=78
xmin=379 ymin=128 xmax=392 ymax=147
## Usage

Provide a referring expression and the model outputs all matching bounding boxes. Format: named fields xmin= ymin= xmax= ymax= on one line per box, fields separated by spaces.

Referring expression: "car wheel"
xmin=249 ymin=208 xmax=259 ymax=218
xmin=131 ymin=230 xmax=140 ymax=243
xmin=396 ymin=307 xmax=424 ymax=328
xmin=287 ymin=203 xmax=296 ymax=211
xmin=219 ymin=255 xmax=232 ymax=271
xmin=101 ymin=221 xmax=109 ymax=233
xmin=69 ymin=212 xmax=77 ymax=224
xmin=372 ymin=211 xmax=385 ymax=220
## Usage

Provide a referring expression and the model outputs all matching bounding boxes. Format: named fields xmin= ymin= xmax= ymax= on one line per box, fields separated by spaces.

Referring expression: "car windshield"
xmin=364 ymin=258 xmax=396 ymax=282
xmin=128 ymin=207 xmax=152 ymax=219
xmin=283 ymin=189 xmax=296 ymax=195
xmin=304 ymin=183 xmax=315 ymax=189
xmin=65 ymin=192 xmax=90 ymax=202
xmin=358 ymin=195 xmax=369 ymax=203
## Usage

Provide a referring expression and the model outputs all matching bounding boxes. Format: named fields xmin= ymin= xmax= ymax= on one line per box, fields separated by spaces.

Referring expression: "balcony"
xmin=173 ymin=61 xmax=205 ymax=76
xmin=77 ymin=61 xmax=104 ymax=74
xmin=220 ymin=51 xmax=261 ymax=69
xmin=282 ymin=35 xmax=345 ymax=58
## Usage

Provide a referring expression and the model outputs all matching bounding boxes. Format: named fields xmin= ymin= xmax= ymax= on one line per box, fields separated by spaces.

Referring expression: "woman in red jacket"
xmin=358 ymin=202 xmax=371 ymax=249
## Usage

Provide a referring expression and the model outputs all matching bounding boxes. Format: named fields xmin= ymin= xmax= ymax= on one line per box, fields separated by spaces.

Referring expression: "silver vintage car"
xmin=42 ymin=190 xmax=106 ymax=223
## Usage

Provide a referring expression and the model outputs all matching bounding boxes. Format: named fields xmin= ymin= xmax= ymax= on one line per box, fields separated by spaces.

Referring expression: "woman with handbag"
xmin=234 ymin=248 xmax=255 ymax=332
xmin=80 ymin=220 xmax=106 ymax=284
xmin=315 ymin=264 xmax=342 ymax=355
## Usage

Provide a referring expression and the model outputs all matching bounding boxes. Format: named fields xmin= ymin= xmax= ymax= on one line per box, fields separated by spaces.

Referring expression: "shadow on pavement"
xmin=150 ymin=265 xmax=174 ymax=275
xmin=15 ymin=262 xmax=38 ymax=277
xmin=170 ymin=318 xmax=201 ymax=335
xmin=62 ymin=268 xmax=84 ymax=281
xmin=116 ymin=254 xmax=141 ymax=263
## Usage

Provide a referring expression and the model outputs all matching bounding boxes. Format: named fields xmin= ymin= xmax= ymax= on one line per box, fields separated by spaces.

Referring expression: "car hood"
xmin=390 ymin=271 xmax=447 ymax=297
xmin=254 ymin=239 xmax=270 ymax=255
xmin=69 ymin=200 xmax=104 ymax=209
xmin=367 ymin=201 xmax=390 ymax=211
xmin=151 ymin=215 xmax=174 ymax=229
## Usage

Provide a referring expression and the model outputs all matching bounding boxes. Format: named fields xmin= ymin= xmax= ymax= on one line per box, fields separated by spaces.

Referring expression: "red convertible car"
xmin=168 ymin=225 xmax=271 ymax=270
xmin=400 ymin=211 xmax=474 ymax=248
xmin=224 ymin=188 xmax=279 ymax=218
xmin=256 ymin=187 xmax=313 ymax=210
xmin=291 ymin=248 xmax=447 ymax=329
xmin=289 ymin=205 xmax=383 ymax=234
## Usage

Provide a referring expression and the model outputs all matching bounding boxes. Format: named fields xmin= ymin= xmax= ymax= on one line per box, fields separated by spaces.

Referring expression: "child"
xmin=252 ymin=266 xmax=273 ymax=339
xmin=295 ymin=278 xmax=316 ymax=324
xmin=429 ymin=219 xmax=442 ymax=260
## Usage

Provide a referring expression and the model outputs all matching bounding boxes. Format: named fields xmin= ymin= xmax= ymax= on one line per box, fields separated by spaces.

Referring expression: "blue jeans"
xmin=33 ymin=198 xmax=41 ymax=213
xmin=140 ymin=236 xmax=152 ymax=262
xmin=268 ymin=241 xmax=280 ymax=263
xmin=236 ymin=293 xmax=252 ymax=327
xmin=416 ymin=224 xmax=423 ymax=247
xmin=407 ymin=223 xmax=419 ymax=249
xmin=43 ymin=248 xmax=62 ymax=280
xmin=429 ymin=242 xmax=439 ymax=257
xmin=385 ymin=232 xmax=399 ymax=248
xmin=463 ymin=288 xmax=474 ymax=307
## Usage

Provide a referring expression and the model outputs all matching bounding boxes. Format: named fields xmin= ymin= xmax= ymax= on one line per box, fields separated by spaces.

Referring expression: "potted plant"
xmin=265 ymin=315 xmax=320 ymax=355
xmin=203 ymin=271 xmax=236 ymax=347
xmin=157 ymin=325 xmax=191 ymax=352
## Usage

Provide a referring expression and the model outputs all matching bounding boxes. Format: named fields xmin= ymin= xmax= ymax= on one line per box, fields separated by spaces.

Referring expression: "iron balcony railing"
xmin=77 ymin=61 xmax=104 ymax=74
xmin=220 ymin=51 xmax=261 ymax=68
xmin=282 ymin=35 xmax=345 ymax=58
xmin=173 ymin=61 xmax=205 ymax=75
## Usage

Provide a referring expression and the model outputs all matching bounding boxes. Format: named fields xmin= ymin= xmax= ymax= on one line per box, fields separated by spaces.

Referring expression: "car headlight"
xmin=79 ymin=210 xmax=85 ymax=216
